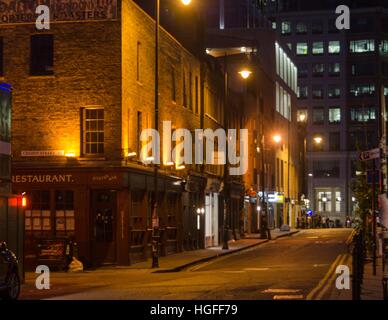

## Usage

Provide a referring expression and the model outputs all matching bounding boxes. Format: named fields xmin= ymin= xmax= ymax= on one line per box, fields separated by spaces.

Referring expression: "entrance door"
xmin=91 ymin=190 xmax=116 ymax=265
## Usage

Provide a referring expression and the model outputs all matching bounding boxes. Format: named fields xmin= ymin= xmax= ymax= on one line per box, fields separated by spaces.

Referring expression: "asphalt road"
xmin=20 ymin=228 xmax=352 ymax=300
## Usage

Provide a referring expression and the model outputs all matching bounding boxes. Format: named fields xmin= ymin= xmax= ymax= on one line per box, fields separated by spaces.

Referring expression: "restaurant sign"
xmin=0 ymin=0 xmax=118 ymax=24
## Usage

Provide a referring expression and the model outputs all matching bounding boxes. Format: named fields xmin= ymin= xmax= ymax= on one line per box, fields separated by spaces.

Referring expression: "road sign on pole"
xmin=359 ymin=148 xmax=380 ymax=161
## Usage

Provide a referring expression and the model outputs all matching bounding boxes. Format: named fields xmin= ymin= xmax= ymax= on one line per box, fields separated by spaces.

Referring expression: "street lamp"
xmin=238 ymin=69 xmax=252 ymax=80
xmin=222 ymin=66 xmax=253 ymax=250
xmin=313 ymin=136 xmax=323 ymax=145
xmin=152 ymin=0 xmax=192 ymax=268
xmin=272 ymin=134 xmax=282 ymax=144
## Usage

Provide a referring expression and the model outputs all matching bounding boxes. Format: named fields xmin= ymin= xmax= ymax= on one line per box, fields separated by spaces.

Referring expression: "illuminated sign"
xmin=21 ymin=150 xmax=65 ymax=157
xmin=0 ymin=0 xmax=118 ymax=24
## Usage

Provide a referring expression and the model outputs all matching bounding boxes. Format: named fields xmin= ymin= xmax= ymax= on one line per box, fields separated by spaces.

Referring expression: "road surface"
xmin=20 ymin=229 xmax=352 ymax=300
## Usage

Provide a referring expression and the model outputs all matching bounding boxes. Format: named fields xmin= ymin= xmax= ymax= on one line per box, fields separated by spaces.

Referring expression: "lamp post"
xmin=222 ymin=66 xmax=252 ymax=250
xmin=152 ymin=0 xmax=192 ymax=268
xmin=258 ymin=134 xmax=281 ymax=239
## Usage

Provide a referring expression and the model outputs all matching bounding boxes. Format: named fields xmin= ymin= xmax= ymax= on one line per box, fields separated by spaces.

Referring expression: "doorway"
xmin=91 ymin=190 xmax=117 ymax=265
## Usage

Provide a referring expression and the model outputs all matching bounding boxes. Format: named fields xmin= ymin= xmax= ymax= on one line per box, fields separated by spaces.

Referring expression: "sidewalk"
xmin=361 ymin=258 xmax=385 ymax=300
xmin=125 ymin=229 xmax=299 ymax=272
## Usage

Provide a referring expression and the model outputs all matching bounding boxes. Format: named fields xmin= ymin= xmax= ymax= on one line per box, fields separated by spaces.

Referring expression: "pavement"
xmin=360 ymin=258 xmax=385 ymax=300
xmin=19 ymin=228 xmax=358 ymax=300
xmin=125 ymin=229 xmax=299 ymax=272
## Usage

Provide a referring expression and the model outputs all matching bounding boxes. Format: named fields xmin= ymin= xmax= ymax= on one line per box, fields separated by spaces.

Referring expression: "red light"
xmin=22 ymin=197 xmax=27 ymax=207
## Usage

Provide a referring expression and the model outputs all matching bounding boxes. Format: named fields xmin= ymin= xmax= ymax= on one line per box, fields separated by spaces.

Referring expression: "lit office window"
xmin=298 ymin=86 xmax=308 ymax=99
xmin=296 ymin=42 xmax=308 ymax=55
xmin=328 ymin=85 xmax=341 ymax=98
xmin=296 ymin=22 xmax=307 ymax=34
xmin=281 ymin=21 xmax=291 ymax=35
xmin=312 ymin=63 xmax=324 ymax=77
xmin=328 ymin=62 xmax=340 ymax=76
xmin=335 ymin=191 xmax=342 ymax=212
xmin=312 ymin=85 xmax=324 ymax=99
xmin=328 ymin=41 xmax=340 ymax=54
xmin=312 ymin=42 xmax=324 ymax=55
xmin=380 ymin=40 xmax=388 ymax=55
xmin=350 ymin=106 xmax=376 ymax=122
xmin=328 ymin=107 xmax=341 ymax=124
xmin=349 ymin=84 xmax=375 ymax=97
xmin=349 ymin=40 xmax=375 ymax=53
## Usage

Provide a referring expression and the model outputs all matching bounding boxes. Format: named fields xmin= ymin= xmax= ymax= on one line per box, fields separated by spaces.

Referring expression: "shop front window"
xmin=25 ymin=190 xmax=51 ymax=235
xmin=55 ymin=190 xmax=75 ymax=236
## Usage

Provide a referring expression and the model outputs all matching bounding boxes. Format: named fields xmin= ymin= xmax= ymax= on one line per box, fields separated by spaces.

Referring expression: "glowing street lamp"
xmin=313 ymin=136 xmax=323 ymax=145
xmin=238 ymin=69 xmax=252 ymax=80
xmin=273 ymin=135 xmax=282 ymax=144
xmin=181 ymin=0 xmax=191 ymax=5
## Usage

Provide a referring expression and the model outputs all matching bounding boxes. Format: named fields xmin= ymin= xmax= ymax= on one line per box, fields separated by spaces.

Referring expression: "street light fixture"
xmin=272 ymin=134 xmax=282 ymax=144
xmin=152 ymin=0 xmax=192 ymax=269
xmin=238 ymin=69 xmax=252 ymax=80
xmin=313 ymin=136 xmax=323 ymax=145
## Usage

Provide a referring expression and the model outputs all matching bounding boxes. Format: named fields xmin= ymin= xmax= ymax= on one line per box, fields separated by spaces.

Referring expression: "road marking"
xmin=273 ymin=295 xmax=304 ymax=300
xmin=315 ymin=254 xmax=348 ymax=300
xmin=306 ymin=254 xmax=343 ymax=300
xmin=221 ymin=271 xmax=245 ymax=274
xmin=263 ymin=289 xmax=301 ymax=293
xmin=307 ymin=236 xmax=319 ymax=239
xmin=244 ymin=267 xmax=269 ymax=271
xmin=313 ymin=264 xmax=329 ymax=267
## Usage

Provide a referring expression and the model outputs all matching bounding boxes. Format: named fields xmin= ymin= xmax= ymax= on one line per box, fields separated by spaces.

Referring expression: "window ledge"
xmin=77 ymin=157 xmax=106 ymax=161
xmin=28 ymin=75 xmax=55 ymax=80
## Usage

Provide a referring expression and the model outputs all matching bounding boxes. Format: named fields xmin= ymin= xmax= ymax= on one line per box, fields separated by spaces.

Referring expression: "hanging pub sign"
xmin=0 ymin=0 xmax=118 ymax=24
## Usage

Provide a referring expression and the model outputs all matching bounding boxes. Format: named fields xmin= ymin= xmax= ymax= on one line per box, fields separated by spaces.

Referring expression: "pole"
xmin=372 ymin=159 xmax=377 ymax=276
xmin=222 ymin=53 xmax=229 ymax=250
xmin=152 ymin=0 xmax=160 ymax=268
xmin=259 ymin=134 xmax=268 ymax=239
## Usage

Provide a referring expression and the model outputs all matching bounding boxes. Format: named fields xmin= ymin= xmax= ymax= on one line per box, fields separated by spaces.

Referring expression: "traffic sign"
xmin=359 ymin=148 xmax=380 ymax=161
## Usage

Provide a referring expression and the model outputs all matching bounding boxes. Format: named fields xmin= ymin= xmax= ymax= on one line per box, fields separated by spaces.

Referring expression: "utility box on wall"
xmin=0 ymin=82 xmax=24 ymax=281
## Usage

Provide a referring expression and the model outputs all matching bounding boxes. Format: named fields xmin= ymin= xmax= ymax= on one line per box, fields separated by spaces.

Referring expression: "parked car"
xmin=0 ymin=241 xmax=20 ymax=300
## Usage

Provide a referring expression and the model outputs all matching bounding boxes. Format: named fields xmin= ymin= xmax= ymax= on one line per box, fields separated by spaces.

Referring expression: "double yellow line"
xmin=306 ymin=253 xmax=351 ymax=300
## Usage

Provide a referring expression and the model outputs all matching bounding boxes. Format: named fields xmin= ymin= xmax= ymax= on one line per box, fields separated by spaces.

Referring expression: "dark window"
xmin=298 ymin=64 xmax=308 ymax=78
xmin=195 ymin=76 xmax=199 ymax=114
xmin=137 ymin=111 xmax=142 ymax=156
xmin=328 ymin=19 xmax=339 ymax=33
xmin=329 ymin=132 xmax=340 ymax=151
xmin=313 ymin=161 xmax=340 ymax=178
xmin=349 ymin=131 xmax=377 ymax=150
xmin=312 ymin=108 xmax=324 ymax=125
xmin=311 ymin=20 xmax=323 ymax=34
xmin=351 ymin=63 xmax=376 ymax=76
xmin=82 ymin=108 xmax=104 ymax=155
xmin=171 ymin=66 xmax=176 ymax=102
xmin=30 ymin=34 xmax=53 ymax=76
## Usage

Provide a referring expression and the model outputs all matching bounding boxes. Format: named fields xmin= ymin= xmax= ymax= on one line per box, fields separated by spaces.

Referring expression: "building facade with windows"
xmin=265 ymin=4 xmax=388 ymax=223
xmin=2 ymin=0 xmax=234 ymax=268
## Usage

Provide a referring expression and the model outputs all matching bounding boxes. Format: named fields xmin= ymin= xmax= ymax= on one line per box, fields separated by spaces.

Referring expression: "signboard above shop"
xmin=0 ymin=0 xmax=118 ymax=24
xmin=359 ymin=148 xmax=380 ymax=161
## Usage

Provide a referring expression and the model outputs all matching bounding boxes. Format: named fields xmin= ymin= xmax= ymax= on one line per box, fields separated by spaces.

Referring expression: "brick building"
xmin=2 ymin=0 xmax=237 ymax=268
